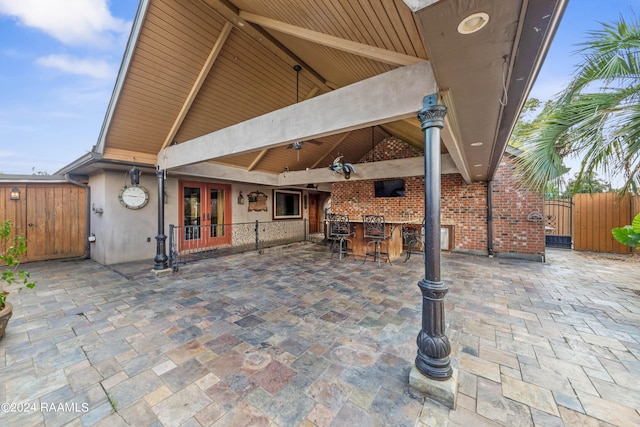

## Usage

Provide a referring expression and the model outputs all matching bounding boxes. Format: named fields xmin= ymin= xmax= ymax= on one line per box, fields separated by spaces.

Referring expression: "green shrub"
xmin=1 ymin=220 xmax=36 ymax=309
xmin=612 ymin=213 xmax=640 ymax=250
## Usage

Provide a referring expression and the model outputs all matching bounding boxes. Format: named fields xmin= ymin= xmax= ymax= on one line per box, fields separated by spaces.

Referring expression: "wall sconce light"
xmin=92 ymin=203 xmax=104 ymax=214
xmin=237 ymin=191 xmax=244 ymax=205
xmin=9 ymin=187 xmax=20 ymax=200
xmin=129 ymin=166 xmax=141 ymax=186
xmin=304 ymin=194 xmax=308 ymax=209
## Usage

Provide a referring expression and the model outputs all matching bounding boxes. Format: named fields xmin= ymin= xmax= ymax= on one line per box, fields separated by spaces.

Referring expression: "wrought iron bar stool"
xmin=329 ymin=214 xmax=354 ymax=260
xmin=362 ymin=214 xmax=391 ymax=267
xmin=404 ymin=217 xmax=425 ymax=262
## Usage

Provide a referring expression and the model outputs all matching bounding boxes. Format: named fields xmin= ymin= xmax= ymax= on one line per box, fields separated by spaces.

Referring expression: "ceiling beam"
xmin=280 ymin=155 xmax=458 ymax=186
xmin=160 ymin=61 xmax=436 ymax=169
xmin=201 ymin=0 xmax=331 ymax=92
xmin=439 ymin=89 xmax=472 ymax=183
xmin=247 ymin=86 xmax=320 ymax=171
xmin=161 ymin=21 xmax=232 ymax=150
xmin=402 ymin=0 xmax=443 ymax=12
xmin=239 ymin=11 xmax=423 ymax=67
xmin=173 ymin=162 xmax=280 ymax=185
xmin=380 ymin=120 xmax=423 ymax=150
xmin=441 ymin=116 xmax=471 ymax=184
xmin=172 ymin=155 xmax=458 ymax=186
xmin=103 ymin=148 xmax=157 ymax=165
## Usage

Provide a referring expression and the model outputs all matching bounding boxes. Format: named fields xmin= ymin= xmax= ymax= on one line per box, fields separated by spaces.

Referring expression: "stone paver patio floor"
xmin=1 ymin=243 xmax=639 ymax=426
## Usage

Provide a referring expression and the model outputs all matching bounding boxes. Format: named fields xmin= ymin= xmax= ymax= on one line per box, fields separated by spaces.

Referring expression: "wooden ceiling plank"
xmin=161 ymin=21 xmax=233 ymax=150
xmin=310 ymin=131 xmax=351 ymax=169
xmin=201 ymin=0 xmax=332 ymax=92
xmin=103 ymin=148 xmax=158 ymax=165
xmin=239 ymin=11 xmax=421 ymax=67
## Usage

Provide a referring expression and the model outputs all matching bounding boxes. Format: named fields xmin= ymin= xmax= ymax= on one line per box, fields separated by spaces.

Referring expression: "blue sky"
xmin=0 ymin=0 xmax=637 ymax=175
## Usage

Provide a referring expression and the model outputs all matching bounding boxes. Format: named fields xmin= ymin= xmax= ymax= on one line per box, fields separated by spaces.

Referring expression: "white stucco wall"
xmin=89 ymin=171 xmax=160 ymax=265
xmin=88 ymin=171 xmax=313 ymax=266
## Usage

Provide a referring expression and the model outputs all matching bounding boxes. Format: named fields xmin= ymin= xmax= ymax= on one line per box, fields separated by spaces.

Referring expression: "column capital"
xmin=418 ymin=94 xmax=447 ymax=130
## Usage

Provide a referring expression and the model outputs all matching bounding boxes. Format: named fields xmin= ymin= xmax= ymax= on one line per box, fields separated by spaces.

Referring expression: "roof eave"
xmin=488 ymin=0 xmax=569 ymax=179
xmin=94 ymin=0 xmax=151 ymax=156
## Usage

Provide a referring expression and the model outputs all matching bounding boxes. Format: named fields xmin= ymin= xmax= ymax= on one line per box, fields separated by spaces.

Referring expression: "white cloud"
xmin=36 ymin=54 xmax=116 ymax=79
xmin=0 ymin=0 xmax=130 ymax=48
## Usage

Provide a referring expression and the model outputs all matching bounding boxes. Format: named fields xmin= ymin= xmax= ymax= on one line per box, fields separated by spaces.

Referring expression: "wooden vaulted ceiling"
xmin=95 ymin=0 xmax=566 ymax=183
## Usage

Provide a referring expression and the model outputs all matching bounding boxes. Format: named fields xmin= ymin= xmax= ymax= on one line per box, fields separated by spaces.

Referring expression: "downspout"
xmin=64 ymin=174 xmax=91 ymax=259
xmin=487 ymin=180 xmax=494 ymax=258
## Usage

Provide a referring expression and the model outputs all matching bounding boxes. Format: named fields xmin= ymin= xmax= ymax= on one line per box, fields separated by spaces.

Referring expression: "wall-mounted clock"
xmin=118 ymin=185 xmax=149 ymax=210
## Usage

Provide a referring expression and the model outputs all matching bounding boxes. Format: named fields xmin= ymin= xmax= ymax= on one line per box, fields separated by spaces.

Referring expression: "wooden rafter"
xmin=161 ymin=21 xmax=232 ymax=150
xmin=310 ymin=132 xmax=351 ymax=169
xmin=201 ymin=0 xmax=332 ymax=92
xmin=238 ymin=11 xmax=423 ymax=67
xmin=247 ymin=149 xmax=268 ymax=171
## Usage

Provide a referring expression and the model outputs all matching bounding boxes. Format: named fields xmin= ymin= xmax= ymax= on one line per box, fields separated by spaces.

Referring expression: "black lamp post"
xmin=415 ymin=94 xmax=452 ymax=380
xmin=154 ymin=168 xmax=168 ymax=270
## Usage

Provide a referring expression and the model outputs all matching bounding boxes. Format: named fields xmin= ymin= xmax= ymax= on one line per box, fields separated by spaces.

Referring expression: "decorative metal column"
xmin=154 ymin=168 xmax=169 ymax=270
xmin=415 ymin=94 xmax=452 ymax=380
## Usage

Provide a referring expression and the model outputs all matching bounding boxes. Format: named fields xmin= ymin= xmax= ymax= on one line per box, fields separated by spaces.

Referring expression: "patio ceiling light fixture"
xmin=9 ymin=187 xmax=20 ymax=200
xmin=457 ymin=12 xmax=489 ymax=34
xmin=289 ymin=65 xmax=304 ymax=161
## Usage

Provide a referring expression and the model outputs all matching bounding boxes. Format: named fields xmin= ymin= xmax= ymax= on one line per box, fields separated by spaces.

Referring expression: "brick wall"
xmin=331 ymin=137 xmax=544 ymax=259
xmin=491 ymin=154 xmax=545 ymax=256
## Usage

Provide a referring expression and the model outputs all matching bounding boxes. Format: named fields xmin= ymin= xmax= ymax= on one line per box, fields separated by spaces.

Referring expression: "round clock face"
xmin=119 ymin=185 xmax=149 ymax=209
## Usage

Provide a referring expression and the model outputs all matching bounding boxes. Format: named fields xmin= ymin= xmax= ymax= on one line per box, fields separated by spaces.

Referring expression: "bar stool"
xmin=329 ymin=214 xmax=354 ymax=260
xmin=362 ymin=214 xmax=391 ymax=267
xmin=404 ymin=217 xmax=425 ymax=262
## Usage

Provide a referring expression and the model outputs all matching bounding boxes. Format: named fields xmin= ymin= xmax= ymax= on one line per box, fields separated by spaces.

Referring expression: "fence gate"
xmin=544 ymin=198 xmax=573 ymax=249
xmin=573 ymin=193 xmax=636 ymax=254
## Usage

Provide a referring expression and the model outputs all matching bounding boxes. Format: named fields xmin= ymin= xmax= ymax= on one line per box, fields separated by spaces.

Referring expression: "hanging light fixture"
xmin=125 ymin=166 xmax=141 ymax=187
xmin=292 ymin=65 xmax=303 ymax=160
xmin=129 ymin=166 xmax=141 ymax=186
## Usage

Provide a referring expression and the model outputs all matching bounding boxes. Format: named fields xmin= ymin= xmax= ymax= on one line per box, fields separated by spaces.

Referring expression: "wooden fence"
xmin=1 ymin=183 xmax=86 ymax=262
xmin=572 ymin=193 xmax=639 ymax=254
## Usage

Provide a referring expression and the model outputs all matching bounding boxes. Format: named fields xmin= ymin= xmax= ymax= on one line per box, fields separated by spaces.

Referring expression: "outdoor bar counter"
xmin=345 ymin=217 xmax=422 ymax=261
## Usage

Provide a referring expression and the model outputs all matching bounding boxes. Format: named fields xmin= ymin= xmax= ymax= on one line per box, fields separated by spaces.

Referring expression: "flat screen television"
xmin=374 ymin=179 xmax=405 ymax=197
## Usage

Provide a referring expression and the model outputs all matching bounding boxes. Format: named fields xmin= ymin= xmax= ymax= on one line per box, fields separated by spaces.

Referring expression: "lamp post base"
xmin=409 ymin=365 xmax=458 ymax=409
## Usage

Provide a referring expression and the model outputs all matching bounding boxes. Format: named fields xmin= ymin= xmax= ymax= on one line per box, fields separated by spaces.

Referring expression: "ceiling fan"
xmin=286 ymin=140 xmax=323 ymax=150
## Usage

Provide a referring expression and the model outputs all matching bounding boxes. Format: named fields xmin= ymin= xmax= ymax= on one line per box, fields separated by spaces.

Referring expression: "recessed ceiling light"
xmin=476 ymin=174 xmax=483 ymax=177
xmin=470 ymin=142 xmax=483 ymax=147
xmin=457 ymin=12 xmax=489 ymax=35
xmin=474 ymin=164 xmax=482 ymax=167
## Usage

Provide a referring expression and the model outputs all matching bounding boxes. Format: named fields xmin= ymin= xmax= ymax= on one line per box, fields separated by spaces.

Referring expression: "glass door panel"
xmin=180 ymin=181 xmax=231 ymax=251
xmin=183 ymin=186 xmax=202 ymax=241
xmin=210 ymin=188 xmax=225 ymax=238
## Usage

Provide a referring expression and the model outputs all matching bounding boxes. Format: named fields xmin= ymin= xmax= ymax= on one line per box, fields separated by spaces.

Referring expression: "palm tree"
xmin=517 ymin=15 xmax=640 ymax=195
